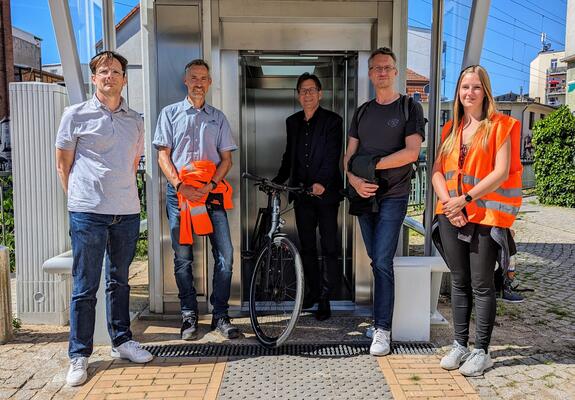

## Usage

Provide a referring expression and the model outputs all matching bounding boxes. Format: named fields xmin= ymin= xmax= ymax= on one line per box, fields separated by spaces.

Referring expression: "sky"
xmin=10 ymin=0 xmax=568 ymax=98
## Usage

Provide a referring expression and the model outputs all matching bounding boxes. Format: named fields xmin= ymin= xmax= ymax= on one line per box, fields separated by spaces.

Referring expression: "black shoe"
xmin=181 ymin=312 xmax=198 ymax=340
xmin=302 ymin=296 xmax=318 ymax=310
xmin=316 ymin=299 xmax=331 ymax=321
xmin=211 ymin=316 xmax=240 ymax=339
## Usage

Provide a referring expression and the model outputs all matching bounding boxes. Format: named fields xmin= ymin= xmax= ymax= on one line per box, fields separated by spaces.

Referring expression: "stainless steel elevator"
xmin=144 ymin=0 xmax=400 ymax=315
xmin=239 ymin=53 xmax=358 ymax=308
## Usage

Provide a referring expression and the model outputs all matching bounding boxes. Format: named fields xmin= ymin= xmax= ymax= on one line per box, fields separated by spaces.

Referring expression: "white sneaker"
xmin=458 ymin=348 xmax=493 ymax=377
xmin=111 ymin=340 xmax=153 ymax=363
xmin=440 ymin=341 xmax=471 ymax=370
xmin=369 ymin=328 xmax=391 ymax=356
xmin=66 ymin=357 xmax=88 ymax=386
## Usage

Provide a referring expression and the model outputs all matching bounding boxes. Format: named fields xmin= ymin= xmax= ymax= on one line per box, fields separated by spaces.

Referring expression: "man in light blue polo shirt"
xmin=153 ymin=59 xmax=239 ymax=341
xmin=55 ymin=51 xmax=153 ymax=387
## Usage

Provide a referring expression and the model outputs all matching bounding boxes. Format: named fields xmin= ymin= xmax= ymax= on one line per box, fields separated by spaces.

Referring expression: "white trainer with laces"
xmin=458 ymin=348 xmax=493 ymax=376
xmin=111 ymin=340 xmax=154 ymax=363
xmin=66 ymin=356 xmax=88 ymax=386
xmin=440 ymin=340 xmax=471 ymax=370
xmin=369 ymin=328 xmax=391 ymax=356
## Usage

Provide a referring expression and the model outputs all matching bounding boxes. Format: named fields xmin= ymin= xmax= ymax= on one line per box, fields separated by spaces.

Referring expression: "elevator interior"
xmin=239 ymin=52 xmax=358 ymax=309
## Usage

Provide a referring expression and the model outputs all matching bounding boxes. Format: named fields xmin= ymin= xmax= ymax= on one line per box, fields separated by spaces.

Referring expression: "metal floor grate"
xmin=142 ymin=342 xmax=436 ymax=358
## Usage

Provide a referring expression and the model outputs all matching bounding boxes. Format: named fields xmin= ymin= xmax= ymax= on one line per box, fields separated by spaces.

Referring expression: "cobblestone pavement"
xmin=433 ymin=197 xmax=575 ymax=400
xmin=1 ymin=198 xmax=574 ymax=399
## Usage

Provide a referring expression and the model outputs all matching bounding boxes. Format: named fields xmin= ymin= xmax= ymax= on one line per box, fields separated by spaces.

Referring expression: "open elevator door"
xmin=239 ymin=52 xmax=358 ymax=310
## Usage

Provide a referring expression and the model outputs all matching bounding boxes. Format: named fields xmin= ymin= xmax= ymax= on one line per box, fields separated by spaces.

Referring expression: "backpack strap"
xmin=355 ymin=99 xmax=374 ymax=128
xmin=402 ymin=94 xmax=411 ymax=122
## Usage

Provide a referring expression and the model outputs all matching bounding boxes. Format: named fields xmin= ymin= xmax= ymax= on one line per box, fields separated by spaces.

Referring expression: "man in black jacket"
xmin=273 ymin=73 xmax=343 ymax=320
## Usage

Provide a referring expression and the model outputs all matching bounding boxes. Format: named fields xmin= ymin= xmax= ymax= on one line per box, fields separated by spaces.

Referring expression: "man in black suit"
xmin=273 ymin=73 xmax=343 ymax=321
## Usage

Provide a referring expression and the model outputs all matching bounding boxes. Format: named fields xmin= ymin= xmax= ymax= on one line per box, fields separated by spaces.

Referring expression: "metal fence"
xmin=409 ymin=162 xmax=427 ymax=207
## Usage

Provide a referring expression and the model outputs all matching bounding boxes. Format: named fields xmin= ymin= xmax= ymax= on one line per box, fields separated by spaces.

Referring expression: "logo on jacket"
xmin=387 ymin=118 xmax=400 ymax=128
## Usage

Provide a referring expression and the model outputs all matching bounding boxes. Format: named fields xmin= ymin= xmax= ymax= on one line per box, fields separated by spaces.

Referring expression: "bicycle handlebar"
xmin=242 ymin=172 xmax=309 ymax=194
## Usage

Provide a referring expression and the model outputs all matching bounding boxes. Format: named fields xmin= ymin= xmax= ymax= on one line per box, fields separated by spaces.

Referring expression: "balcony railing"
xmin=547 ymin=66 xmax=567 ymax=74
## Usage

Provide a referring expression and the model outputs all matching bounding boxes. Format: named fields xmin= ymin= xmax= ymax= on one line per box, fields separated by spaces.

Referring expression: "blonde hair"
xmin=438 ymin=65 xmax=497 ymax=160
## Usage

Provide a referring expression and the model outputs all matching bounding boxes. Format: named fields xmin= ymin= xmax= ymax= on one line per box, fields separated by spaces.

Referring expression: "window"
xmin=550 ymin=59 xmax=557 ymax=70
xmin=529 ymin=112 xmax=535 ymax=129
xmin=440 ymin=109 xmax=451 ymax=126
xmin=501 ymin=109 xmax=511 ymax=116
xmin=540 ymin=113 xmax=545 ymax=120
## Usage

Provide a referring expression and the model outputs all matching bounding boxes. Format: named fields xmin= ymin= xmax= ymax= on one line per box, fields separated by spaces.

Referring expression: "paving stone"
xmin=0 ymin=389 xmax=17 ymax=399
xmin=12 ymin=389 xmax=38 ymax=400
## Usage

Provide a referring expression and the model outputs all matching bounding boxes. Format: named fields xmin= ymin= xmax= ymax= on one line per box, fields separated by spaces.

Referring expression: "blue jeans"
xmin=68 ymin=212 xmax=140 ymax=358
xmin=358 ymin=195 xmax=409 ymax=331
xmin=166 ymin=184 xmax=233 ymax=319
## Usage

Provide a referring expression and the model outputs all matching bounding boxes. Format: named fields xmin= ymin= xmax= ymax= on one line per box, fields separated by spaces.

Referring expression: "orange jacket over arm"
xmin=178 ymin=160 xmax=233 ymax=245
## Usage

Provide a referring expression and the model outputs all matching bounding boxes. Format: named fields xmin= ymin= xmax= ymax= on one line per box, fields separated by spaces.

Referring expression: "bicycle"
xmin=242 ymin=172 xmax=307 ymax=348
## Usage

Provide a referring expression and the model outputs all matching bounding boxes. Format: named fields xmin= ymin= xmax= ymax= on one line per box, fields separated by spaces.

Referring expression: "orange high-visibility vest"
xmin=178 ymin=160 xmax=233 ymax=245
xmin=435 ymin=113 xmax=523 ymax=228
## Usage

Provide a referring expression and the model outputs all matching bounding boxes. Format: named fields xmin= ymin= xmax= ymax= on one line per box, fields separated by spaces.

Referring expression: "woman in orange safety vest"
xmin=432 ymin=65 xmax=522 ymax=377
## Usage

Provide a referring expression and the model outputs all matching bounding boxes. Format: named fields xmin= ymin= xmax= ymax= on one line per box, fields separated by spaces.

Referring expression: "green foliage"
xmin=136 ymin=172 xmax=148 ymax=259
xmin=0 ymin=176 xmax=15 ymax=272
xmin=532 ymin=106 xmax=575 ymax=207
xmin=12 ymin=315 xmax=21 ymax=330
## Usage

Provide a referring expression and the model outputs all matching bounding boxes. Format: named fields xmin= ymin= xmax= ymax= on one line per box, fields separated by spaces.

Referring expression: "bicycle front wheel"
xmin=249 ymin=236 xmax=304 ymax=348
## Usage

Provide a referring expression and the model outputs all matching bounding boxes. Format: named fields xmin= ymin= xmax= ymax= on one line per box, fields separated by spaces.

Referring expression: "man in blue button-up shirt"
xmin=153 ymin=59 xmax=239 ymax=341
xmin=55 ymin=51 xmax=153 ymax=387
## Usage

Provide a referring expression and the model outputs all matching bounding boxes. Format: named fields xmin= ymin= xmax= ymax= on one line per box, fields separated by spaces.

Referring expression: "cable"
xmin=408 ymin=17 xmax=554 ymax=82
xmin=440 ymin=0 xmax=565 ymax=46
xmin=508 ymin=0 xmax=566 ymax=26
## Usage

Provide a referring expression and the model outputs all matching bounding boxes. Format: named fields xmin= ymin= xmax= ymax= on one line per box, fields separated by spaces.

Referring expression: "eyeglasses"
xmin=369 ymin=65 xmax=396 ymax=74
xmin=95 ymin=68 xmax=124 ymax=77
xmin=298 ymin=87 xmax=320 ymax=95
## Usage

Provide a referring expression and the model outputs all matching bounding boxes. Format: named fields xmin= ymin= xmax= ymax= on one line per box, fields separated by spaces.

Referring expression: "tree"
xmin=532 ymin=106 xmax=575 ymax=207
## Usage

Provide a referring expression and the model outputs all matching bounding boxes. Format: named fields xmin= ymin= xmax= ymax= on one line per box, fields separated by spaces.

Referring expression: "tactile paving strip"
xmin=142 ymin=341 xmax=436 ymax=357
xmin=217 ymin=354 xmax=394 ymax=400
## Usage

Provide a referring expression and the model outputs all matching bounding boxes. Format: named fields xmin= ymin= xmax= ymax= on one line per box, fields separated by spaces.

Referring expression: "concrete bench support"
xmin=392 ymin=256 xmax=449 ymax=342
xmin=42 ymin=220 xmax=147 ymax=346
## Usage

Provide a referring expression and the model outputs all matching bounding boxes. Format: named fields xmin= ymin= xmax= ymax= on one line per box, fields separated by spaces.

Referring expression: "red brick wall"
xmin=0 ymin=0 xmax=15 ymax=120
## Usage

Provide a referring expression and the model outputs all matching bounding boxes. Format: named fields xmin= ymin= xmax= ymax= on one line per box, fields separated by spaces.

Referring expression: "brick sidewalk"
xmin=73 ymin=357 xmax=226 ymax=400
xmin=378 ymin=355 xmax=480 ymax=399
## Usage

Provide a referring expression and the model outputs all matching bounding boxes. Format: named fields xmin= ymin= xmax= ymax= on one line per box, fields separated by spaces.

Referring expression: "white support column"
xmin=47 ymin=0 xmax=86 ymax=104
xmin=102 ymin=0 xmax=117 ymax=51
xmin=462 ymin=0 xmax=491 ymax=69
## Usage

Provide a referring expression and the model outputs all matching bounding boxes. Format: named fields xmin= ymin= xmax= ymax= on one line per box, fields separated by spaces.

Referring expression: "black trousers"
xmin=294 ymin=197 xmax=340 ymax=301
xmin=437 ymin=214 xmax=499 ymax=352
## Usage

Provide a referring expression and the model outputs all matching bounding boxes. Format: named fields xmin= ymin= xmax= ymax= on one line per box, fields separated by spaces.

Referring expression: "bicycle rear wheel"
xmin=249 ymin=236 xmax=304 ymax=348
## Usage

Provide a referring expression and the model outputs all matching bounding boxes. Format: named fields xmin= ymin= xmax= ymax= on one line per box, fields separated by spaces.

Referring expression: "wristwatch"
xmin=210 ymin=180 xmax=217 ymax=190
xmin=464 ymin=193 xmax=473 ymax=203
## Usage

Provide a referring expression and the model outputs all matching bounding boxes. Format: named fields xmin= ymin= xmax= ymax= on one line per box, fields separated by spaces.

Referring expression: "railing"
xmin=547 ymin=66 xmax=567 ymax=74
xmin=409 ymin=162 xmax=427 ymax=207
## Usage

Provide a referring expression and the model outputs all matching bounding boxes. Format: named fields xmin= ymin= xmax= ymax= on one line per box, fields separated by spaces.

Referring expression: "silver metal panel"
xmin=392 ymin=0 xmax=408 ymax=93
xmin=218 ymin=0 xmax=379 ymax=20
xmin=154 ymin=3 xmax=207 ymax=312
xmin=10 ymin=83 xmax=72 ymax=324
xmin=424 ymin=0 xmax=444 ymax=256
xmin=141 ymin=0 xmax=163 ymax=313
xmin=353 ymin=51 xmax=373 ymax=305
xmin=102 ymin=0 xmax=117 ymax=50
xmin=47 ymin=0 xmax=86 ymax=104
xmin=220 ymin=50 xmax=242 ymax=308
xmin=462 ymin=0 xmax=491 ymax=69
xmin=221 ymin=23 xmax=373 ymax=51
